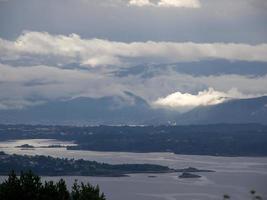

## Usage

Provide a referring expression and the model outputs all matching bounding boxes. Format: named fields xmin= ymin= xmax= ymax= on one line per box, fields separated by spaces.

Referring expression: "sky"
xmin=0 ymin=0 xmax=267 ymax=111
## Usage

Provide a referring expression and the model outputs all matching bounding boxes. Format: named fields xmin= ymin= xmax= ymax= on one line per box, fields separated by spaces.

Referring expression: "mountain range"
xmin=0 ymin=94 xmax=266 ymax=125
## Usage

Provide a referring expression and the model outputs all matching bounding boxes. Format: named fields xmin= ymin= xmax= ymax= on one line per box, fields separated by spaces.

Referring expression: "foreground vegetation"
xmin=0 ymin=170 xmax=263 ymax=200
xmin=0 ymin=171 xmax=106 ymax=200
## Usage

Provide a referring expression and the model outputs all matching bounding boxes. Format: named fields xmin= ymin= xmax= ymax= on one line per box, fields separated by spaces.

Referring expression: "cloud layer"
xmin=1 ymin=32 xmax=267 ymax=111
xmin=1 ymin=61 xmax=267 ymax=111
xmin=0 ymin=1 xmax=267 ymax=115
xmin=153 ymin=88 xmax=259 ymax=111
xmin=128 ymin=0 xmax=201 ymax=8
xmin=1 ymin=32 xmax=267 ymax=68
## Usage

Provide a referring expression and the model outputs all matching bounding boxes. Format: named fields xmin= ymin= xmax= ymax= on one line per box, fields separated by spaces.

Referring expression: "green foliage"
xmin=0 ymin=171 xmax=106 ymax=200
xmin=71 ymin=180 xmax=105 ymax=200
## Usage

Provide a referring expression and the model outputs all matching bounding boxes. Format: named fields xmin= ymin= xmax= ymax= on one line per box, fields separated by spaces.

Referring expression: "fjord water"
xmin=0 ymin=139 xmax=266 ymax=200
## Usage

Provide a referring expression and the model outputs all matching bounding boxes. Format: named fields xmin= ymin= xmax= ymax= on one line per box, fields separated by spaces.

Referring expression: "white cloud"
xmin=0 ymin=61 xmax=267 ymax=110
xmin=0 ymin=63 xmax=126 ymax=109
xmin=1 ymin=31 xmax=267 ymax=110
xmin=81 ymin=55 xmax=122 ymax=67
xmin=153 ymin=87 xmax=264 ymax=112
xmin=129 ymin=0 xmax=152 ymax=7
xmin=158 ymin=0 xmax=200 ymax=8
xmin=128 ymin=0 xmax=200 ymax=8
xmin=1 ymin=32 xmax=267 ymax=68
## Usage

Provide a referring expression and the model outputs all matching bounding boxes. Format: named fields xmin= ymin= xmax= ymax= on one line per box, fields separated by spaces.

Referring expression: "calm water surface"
xmin=0 ymin=139 xmax=266 ymax=200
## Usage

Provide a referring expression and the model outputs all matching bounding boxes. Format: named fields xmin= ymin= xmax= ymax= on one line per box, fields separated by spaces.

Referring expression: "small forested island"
xmin=40 ymin=144 xmax=66 ymax=148
xmin=0 ymin=152 xmax=174 ymax=177
xmin=16 ymin=144 xmax=67 ymax=149
xmin=15 ymin=144 xmax=35 ymax=149
xmin=175 ymin=167 xmax=214 ymax=173
xmin=179 ymin=172 xmax=202 ymax=179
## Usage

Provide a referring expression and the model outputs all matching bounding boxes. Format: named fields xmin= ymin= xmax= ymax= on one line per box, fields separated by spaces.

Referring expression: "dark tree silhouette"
xmin=0 ymin=171 xmax=106 ymax=200
xmin=72 ymin=180 xmax=105 ymax=200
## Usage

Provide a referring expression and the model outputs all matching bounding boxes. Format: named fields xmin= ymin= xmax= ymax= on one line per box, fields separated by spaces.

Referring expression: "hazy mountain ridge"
xmin=178 ymin=96 xmax=267 ymax=125
xmin=0 ymin=95 xmax=266 ymax=125
xmin=0 ymin=92 xmax=173 ymax=125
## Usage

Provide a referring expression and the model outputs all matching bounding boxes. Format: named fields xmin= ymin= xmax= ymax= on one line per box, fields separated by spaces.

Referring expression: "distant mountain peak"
xmin=0 ymin=96 xmax=266 ymax=125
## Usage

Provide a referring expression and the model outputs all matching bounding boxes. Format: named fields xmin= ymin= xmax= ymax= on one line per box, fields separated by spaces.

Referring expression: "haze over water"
xmin=1 ymin=139 xmax=266 ymax=200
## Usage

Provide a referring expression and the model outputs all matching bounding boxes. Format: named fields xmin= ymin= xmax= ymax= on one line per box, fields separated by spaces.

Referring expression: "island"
xmin=175 ymin=167 xmax=214 ymax=173
xmin=0 ymin=152 xmax=174 ymax=177
xmin=179 ymin=172 xmax=202 ymax=178
xmin=15 ymin=144 xmax=35 ymax=149
xmin=40 ymin=144 xmax=66 ymax=148
xmin=16 ymin=144 xmax=68 ymax=149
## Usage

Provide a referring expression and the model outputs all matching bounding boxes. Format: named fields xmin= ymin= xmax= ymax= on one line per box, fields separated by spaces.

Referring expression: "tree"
xmin=0 ymin=171 xmax=106 ymax=200
xmin=0 ymin=170 xmax=22 ymax=200
xmin=71 ymin=180 xmax=105 ymax=200
xmin=39 ymin=179 xmax=70 ymax=200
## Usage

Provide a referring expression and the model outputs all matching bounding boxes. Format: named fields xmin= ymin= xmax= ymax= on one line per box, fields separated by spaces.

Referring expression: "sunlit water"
xmin=0 ymin=139 xmax=266 ymax=200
